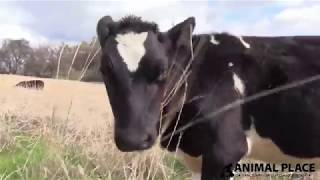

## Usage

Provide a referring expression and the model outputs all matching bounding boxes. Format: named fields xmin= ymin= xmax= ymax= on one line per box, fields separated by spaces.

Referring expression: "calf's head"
xmin=97 ymin=15 xmax=195 ymax=152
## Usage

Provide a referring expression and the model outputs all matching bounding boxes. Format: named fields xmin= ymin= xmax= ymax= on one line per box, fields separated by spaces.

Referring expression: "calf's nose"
xmin=115 ymin=130 xmax=155 ymax=152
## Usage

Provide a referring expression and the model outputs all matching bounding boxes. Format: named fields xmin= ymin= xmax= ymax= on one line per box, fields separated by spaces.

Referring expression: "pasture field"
xmin=0 ymin=74 xmax=318 ymax=180
xmin=0 ymin=74 xmax=189 ymax=180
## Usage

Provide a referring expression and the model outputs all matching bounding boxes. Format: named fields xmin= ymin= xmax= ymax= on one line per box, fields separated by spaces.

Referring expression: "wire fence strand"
xmin=162 ymin=73 xmax=320 ymax=141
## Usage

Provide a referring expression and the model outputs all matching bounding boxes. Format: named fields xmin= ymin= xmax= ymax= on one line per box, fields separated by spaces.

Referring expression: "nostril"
xmin=142 ymin=134 xmax=154 ymax=147
xmin=115 ymin=130 xmax=155 ymax=151
xmin=145 ymin=134 xmax=153 ymax=143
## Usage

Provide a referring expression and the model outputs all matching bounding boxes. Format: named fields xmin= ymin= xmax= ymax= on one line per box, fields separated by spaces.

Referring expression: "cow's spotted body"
xmin=97 ymin=15 xmax=320 ymax=180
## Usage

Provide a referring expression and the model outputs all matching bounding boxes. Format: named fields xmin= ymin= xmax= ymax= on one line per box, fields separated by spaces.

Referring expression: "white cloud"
xmin=0 ymin=1 xmax=319 ymax=46
xmin=273 ymin=5 xmax=320 ymax=35
xmin=0 ymin=3 xmax=34 ymax=25
xmin=0 ymin=3 xmax=83 ymax=47
xmin=120 ymin=0 xmax=178 ymax=12
xmin=275 ymin=5 xmax=320 ymax=23
xmin=0 ymin=3 xmax=51 ymax=46
xmin=86 ymin=1 xmax=214 ymax=33
xmin=213 ymin=4 xmax=320 ymax=36
xmin=0 ymin=24 xmax=48 ymax=45
xmin=271 ymin=0 xmax=315 ymax=7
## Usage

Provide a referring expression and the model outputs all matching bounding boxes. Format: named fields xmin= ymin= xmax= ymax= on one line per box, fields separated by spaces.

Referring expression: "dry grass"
xmin=0 ymin=74 xmax=190 ymax=180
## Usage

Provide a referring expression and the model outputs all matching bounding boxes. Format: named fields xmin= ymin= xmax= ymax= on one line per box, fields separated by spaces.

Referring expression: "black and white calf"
xmin=96 ymin=15 xmax=320 ymax=180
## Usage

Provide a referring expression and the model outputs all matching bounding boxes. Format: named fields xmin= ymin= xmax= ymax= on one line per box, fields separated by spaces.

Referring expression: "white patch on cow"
xmin=210 ymin=35 xmax=220 ymax=45
xmin=191 ymin=173 xmax=201 ymax=180
xmin=232 ymin=73 xmax=245 ymax=95
xmin=228 ymin=62 xmax=234 ymax=67
xmin=246 ymin=136 xmax=253 ymax=156
xmin=237 ymin=36 xmax=250 ymax=49
xmin=245 ymin=124 xmax=320 ymax=165
xmin=115 ymin=32 xmax=148 ymax=72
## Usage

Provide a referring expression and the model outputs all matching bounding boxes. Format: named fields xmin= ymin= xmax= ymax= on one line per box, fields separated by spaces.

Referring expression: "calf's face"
xmin=97 ymin=16 xmax=195 ymax=152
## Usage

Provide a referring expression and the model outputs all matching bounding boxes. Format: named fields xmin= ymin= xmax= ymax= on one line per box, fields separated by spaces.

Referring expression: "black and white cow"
xmin=97 ymin=15 xmax=320 ymax=180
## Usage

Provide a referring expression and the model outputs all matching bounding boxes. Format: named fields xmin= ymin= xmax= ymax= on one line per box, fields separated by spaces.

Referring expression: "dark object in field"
xmin=15 ymin=80 xmax=44 ymax=90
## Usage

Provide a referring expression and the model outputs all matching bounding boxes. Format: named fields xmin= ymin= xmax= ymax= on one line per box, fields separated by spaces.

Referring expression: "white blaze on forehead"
xmin=210 ymin=35 xmax=220 ymax=45
xmin=115 ymin=32 xmax=148 ymax=72
xmin=232 ymin=73 xmax=245 ymax=95
xmin=237 ymin=36 xmax=250 ymax=49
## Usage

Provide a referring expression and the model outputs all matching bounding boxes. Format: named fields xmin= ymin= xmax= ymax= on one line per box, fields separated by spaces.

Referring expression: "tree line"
xmin=0 ymin=38 xmax=102 ymax=82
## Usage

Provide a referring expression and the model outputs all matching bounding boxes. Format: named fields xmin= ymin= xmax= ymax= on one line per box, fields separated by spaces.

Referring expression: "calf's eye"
xmin=154 ymin=72 xmax=167 ymax=84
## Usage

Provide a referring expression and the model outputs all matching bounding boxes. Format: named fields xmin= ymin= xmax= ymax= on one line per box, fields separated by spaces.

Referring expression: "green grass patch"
xmin=0 ymin=136 xmax=46 ymax=179
xmin=162 ymin=155 xmax=190 ymax=180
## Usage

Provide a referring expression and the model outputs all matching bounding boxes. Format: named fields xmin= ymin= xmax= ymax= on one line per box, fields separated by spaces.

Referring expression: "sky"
xmin=0 ymin=0 xmax=319 ymax=46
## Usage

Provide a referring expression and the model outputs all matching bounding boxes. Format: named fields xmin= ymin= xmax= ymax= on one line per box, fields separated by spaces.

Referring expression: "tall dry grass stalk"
xmin=67 ymin=43 xmax=81 ymax=80
xmin=161 ymin=24 xmax=206 ymax=143
xmin=80 ymin=37 xmax=97 ymax=77
xmin=152 ymin=26 xmax=196 ymax=180
xmin=56 ymin=44 xmax=66 ymax=79
xmin=78 ymin=47 xmax=101 ymax=81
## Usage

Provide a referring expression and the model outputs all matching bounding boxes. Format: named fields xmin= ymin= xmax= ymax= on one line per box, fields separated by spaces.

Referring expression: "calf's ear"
xmin=97 ymin=16 xmax=115 ymax=47
xmin=167 ymin=17 xmax=195 ymax=50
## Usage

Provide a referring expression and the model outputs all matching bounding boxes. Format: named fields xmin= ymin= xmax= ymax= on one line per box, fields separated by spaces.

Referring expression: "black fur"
xmin=118 ymin=15 xmax=159 ymax=33
xmin=97 ymin=15 xmax=320 ymax=180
